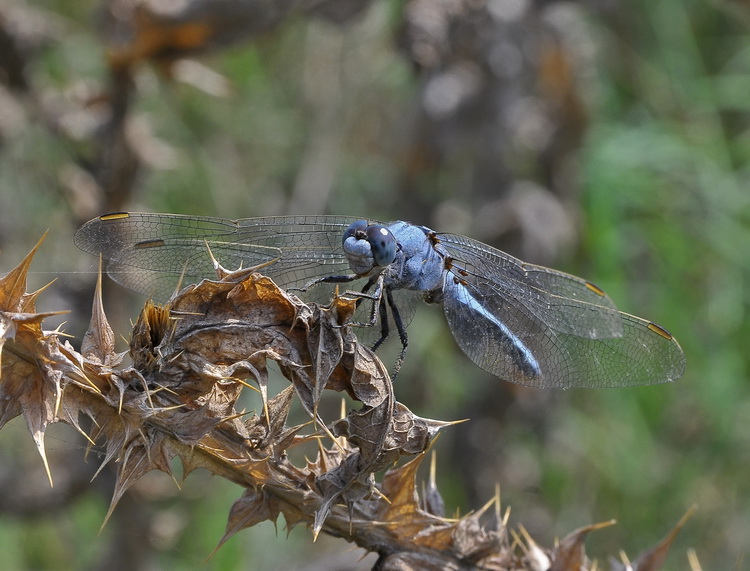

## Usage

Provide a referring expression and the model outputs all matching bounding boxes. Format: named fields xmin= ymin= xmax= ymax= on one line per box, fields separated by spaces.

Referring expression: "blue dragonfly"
xmin=75 ymin=212 xmax=685 ymax=388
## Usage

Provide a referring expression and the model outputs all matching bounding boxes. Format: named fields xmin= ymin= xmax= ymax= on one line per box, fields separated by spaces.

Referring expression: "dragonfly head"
xmin=343 ymin=220 xmax=398 ymax=275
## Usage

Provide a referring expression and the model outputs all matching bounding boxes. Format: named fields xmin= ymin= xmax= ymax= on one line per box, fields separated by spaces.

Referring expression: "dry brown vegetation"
xmin=0 ymin=237 xmax=694 ymax=570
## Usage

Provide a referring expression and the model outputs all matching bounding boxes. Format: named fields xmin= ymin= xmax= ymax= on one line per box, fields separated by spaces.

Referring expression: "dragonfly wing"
xmin=75 ymin=213 xmax=358 ymax=302
xmin=437 ymin=232 xmax=624 ymax=337
xmin=437 ymin=233 xmax=685 ymax=387
xmin=74 ymin=212 xmax=418 ymax=344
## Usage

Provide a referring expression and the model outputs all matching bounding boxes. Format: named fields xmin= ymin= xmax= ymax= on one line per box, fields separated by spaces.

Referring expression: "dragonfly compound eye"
xmin=342 ymin=220 xmax=369 ymax=245
xmin=366 ymin=225 xmax=397 ymax=267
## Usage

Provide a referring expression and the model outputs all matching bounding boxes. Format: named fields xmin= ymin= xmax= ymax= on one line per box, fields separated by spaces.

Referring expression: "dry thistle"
xmin=0 ymin=237 xmax=695 ymax=570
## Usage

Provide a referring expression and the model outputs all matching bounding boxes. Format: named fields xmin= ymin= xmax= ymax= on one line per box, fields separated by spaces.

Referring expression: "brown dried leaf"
xmin=86 ymin=396 xmax=145 ymax=479
xmin=312 ymin=350 xmax=397 ymax=532
xmin=129 ymin=300 xmax=173 ymax=373
xmin=628 ymin=505 xmax=697 ymax=571
xmin=215 ymin=487 xmax=282 ymax=551
xmin=0 ymin=232 xmax=46 ymax=312
xmin=81 ymin=257 xmax=116 ymax=364
xmin=0 ymin=340 xmax=58 ymax=484
xmin=0 ymin=236 xmax=82 ymax=485
xmin=314 ymin=452 xmax=377 ymax=535
xmin=0 ymin=331 xmax=35 ymax=426
xmin=305 ymin=434 xmax=357 ymax=479
xmin=102 ymin=429 xmax=176 ymax=527
xmin=550 ymin=519 xmax=615 ymax=571
xmin=307 ymin=303 xmax=346 ymax=408
xmin=333 ymin=401 xmax=394 ymax=467
xmin=161 ymin=402 xmax=229 ymax=445
xmin=165 ymin=271 xmax=299 ymax=366
xmin=385 ymin=403 xmax=454 ymax=456
xmin=347 ymin=340 xmax=390 ymax=406
xmin=453 ymin=496 xmax=513 ymax=566
xmin=0 ymin=232 xmax=68 ymax=376
xmin=379 ymin=454 xmax=430 ymax=530
xmin=247 ymin=384 xmax=295 ymax=448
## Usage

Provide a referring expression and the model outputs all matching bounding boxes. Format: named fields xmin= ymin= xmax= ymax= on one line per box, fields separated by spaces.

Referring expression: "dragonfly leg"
xmin=347 ymin=276 xmax=385 ymax=327
xmin=371 ymin=295 xmax=390 ymax=352
xmin=385 ymin=287 xmax=408 ymax=380
xmin=293 ymin=274 xmax=358 ymax=292
xmin=296 ymin=273 xmax=409 ymax=380
xmin=295 ymin=273 xmax=384 ymax=306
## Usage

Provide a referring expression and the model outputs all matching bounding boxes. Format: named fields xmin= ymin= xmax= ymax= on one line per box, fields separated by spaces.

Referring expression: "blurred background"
xmin=0 ymin=0 xmax=748 ymax=568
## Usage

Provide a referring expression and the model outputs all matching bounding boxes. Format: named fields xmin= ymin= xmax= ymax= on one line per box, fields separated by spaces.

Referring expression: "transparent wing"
xmin=438 ymin=232 xmax=685 ymax=388
xmin=74 ymin=212 xmax=417 ymax=345
xmin=75 ymin=212 xmax=360 ymax=302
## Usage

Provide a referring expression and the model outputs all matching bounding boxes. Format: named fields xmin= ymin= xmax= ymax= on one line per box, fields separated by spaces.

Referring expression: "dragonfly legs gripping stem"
xmin=296 ymin=273 xmax=408 ymax=380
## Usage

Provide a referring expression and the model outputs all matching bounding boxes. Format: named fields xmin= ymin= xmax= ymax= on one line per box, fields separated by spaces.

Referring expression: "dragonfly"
xmin=74 ymin=212 xmax=686 ymax=389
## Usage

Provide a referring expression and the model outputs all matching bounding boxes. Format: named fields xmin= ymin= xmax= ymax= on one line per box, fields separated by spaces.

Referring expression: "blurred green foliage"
xmin=1 ymin=0 xmax=749 ymax=569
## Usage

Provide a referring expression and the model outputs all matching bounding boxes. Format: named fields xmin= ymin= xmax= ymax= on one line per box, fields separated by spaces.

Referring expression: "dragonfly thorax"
xmin=380 ymin=221 xmax=445 ymax=294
